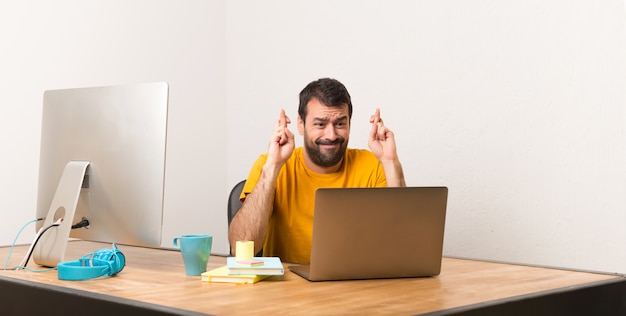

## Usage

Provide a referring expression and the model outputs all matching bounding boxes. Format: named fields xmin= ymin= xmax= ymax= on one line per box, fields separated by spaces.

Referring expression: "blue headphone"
xmin=57 ymin=244 xmax=126 ymax=281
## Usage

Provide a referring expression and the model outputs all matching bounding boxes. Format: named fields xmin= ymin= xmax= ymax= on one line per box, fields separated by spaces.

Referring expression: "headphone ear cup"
xmin=92 ymin=248 xmax=125 ymax=275
xmin=111 ymin=249 xmax=125 ymax=275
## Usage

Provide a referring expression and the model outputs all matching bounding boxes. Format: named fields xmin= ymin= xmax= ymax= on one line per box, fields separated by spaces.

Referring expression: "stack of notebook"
xmin=201 ymin=257 xmax=284 ymax=284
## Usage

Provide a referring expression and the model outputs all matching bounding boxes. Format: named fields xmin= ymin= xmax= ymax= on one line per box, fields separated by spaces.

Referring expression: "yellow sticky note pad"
xmin=236 ymin=240 xmax=254 ymax=261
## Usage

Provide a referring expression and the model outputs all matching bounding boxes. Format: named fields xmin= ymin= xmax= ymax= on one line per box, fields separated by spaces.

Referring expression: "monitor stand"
xmin=32 ymin=161 xmax=90 ymax=267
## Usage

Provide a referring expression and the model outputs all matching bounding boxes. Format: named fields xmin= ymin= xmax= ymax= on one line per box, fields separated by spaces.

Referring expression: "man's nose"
xmin=323 ymin=125 xmax=337 ymax=140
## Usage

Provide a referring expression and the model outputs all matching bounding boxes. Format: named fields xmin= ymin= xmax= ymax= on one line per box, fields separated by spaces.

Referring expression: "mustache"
xmin=316 ymin=138 xmax=345 ymax=145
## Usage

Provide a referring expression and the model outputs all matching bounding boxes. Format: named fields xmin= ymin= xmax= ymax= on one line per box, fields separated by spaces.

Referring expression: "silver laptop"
xmin=288 ymin=186 xmax=448 ymax=281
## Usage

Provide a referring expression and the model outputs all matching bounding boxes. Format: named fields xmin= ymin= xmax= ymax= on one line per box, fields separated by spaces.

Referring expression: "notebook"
xmin=288 ymin=186 xmax=448 ymax=281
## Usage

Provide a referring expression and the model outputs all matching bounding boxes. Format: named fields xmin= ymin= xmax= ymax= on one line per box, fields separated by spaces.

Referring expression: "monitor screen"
xmin=32 ymin=82 xmax=169 ymax=267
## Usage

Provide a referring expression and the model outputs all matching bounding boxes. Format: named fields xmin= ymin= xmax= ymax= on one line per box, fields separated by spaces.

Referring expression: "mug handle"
xmin=172 ymin=237 xmax=180 ymax=249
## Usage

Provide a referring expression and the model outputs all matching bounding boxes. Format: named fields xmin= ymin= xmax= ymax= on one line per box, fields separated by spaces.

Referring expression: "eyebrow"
xmin=312 ymin=115 xmax=349 ymax=123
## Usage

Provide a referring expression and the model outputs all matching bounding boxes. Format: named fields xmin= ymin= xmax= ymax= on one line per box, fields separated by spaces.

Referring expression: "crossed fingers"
xmin=369 ymin=108 xmax=387 ymax=141
xmin=274 ymin=109 xmax=292 ymax=145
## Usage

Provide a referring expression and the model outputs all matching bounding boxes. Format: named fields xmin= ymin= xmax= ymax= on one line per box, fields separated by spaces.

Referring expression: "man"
xmin=228 ymin=78 xmax=405 ymax=264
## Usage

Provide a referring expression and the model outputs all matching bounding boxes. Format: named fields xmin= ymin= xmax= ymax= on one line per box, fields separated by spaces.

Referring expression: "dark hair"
xmin=298 ymin=78 xmax=353 ymax=122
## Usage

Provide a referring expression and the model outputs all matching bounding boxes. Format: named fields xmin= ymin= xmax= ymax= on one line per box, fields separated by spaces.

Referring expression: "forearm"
xmin=381 ymin=159 xmax=406 ymax=187
xmin=228 ymin=164 xmax=280 ymax=255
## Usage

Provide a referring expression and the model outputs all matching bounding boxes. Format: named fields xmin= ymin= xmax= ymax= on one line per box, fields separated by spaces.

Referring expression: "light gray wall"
xmin=0 ymin=0 xmax=231 ymax=255
xmin=1 ymin=0 xmax=626 ymax=274
xmin=226 ymin=0 xmax=626 ymax=274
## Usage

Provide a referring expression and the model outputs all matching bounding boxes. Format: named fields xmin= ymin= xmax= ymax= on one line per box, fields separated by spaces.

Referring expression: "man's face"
xmin=298 ymin=98 xmax=350 ymax=169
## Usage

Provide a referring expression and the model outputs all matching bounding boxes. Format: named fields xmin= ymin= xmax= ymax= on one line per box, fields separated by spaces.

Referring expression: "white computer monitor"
xmin=32 ymin=82 xmax=169 ymax=267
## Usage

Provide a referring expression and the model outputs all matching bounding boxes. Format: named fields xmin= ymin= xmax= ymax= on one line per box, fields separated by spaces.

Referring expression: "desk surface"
xmin=0 ymin=241 xmax=623 ymax=315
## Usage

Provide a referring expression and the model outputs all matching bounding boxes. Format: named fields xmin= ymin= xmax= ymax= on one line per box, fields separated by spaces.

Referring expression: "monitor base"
xmin=33 ymin=161 xmax=90 ymax=267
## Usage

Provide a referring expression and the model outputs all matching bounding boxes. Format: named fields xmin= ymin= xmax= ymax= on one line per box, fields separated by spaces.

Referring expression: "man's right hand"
xmin=267 ymin=109 xmax=295 ymax=166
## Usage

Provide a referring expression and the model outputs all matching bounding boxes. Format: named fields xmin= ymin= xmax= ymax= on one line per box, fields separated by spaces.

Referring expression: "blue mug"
xmin=173 ymin=234 xmax=213 ymax=276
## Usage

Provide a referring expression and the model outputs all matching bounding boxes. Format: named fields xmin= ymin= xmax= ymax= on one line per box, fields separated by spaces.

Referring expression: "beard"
xmin=303 ymin=136 xmax=348 ymax=168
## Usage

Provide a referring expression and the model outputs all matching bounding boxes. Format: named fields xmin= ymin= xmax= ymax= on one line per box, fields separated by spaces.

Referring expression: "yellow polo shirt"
xmin=241 ymin=147 xmax=386 ymax=264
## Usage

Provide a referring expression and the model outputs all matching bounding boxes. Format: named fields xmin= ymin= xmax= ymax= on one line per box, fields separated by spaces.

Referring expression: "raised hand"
xmin=267 ymin=109 xmax=295 ymax=166
xmin=368 ymin=108 xmax=398 ymax=162
xmin=368 ymin=108 xmax=405 ymax=187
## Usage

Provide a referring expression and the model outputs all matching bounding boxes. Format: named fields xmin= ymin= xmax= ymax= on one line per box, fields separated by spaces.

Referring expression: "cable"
xmin=3 ymin=218 xmax=42 ymax=271
xmin=71 ymin=217 xmax=90 ymax=229
xmin=16 ymin=266 xmax=57 ymax=272
xmin=16 ymin=218 xmax=63 ymax=270
xmin=19 ymin=218 xmax=63 ymax=268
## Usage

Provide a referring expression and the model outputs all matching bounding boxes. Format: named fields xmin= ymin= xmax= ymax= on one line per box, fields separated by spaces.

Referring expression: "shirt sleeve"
xmin=376 ymin=160 xmax=388 ymax=187
xmin=240 ymin=154 xmax=268 ymax=201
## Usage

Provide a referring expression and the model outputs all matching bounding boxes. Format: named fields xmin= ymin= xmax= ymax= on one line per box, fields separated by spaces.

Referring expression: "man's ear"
xmin=297 ymin=115 xmax=304 ymax=135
